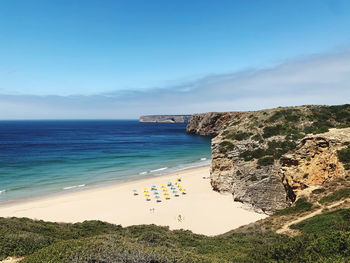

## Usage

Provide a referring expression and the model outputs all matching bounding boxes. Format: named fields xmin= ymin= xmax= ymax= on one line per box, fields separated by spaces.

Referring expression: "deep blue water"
xmin=0 ymin=120 xmax=211 ymax=202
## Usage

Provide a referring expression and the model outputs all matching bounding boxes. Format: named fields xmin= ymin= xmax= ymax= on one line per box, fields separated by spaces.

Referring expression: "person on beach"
xmin=177 ymin=214 xmax=183 ymax=222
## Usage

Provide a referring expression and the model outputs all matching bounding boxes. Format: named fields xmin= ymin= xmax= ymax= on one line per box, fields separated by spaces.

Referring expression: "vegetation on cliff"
xmin=338 ymin=146 xmax=350 ymax=170
xmin=208 ymin=104 xmax=350 ymax=213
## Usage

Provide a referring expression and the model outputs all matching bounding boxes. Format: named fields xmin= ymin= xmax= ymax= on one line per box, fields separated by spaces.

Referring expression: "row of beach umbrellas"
xmin=132 ymin=179 xmax=186 ymax=202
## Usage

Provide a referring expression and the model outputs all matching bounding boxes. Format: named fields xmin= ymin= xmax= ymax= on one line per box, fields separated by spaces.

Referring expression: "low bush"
xmin=218 ymin=141 xmax=235 ymax=153
xmin=312 ymin=188 xmax=325 ymax=194
xmin=257 ymin=156 xmax=274 ymax=166
xmin=338 ymin=146 xmax=350 ymax=164
xmin=274 ymin=198 xmax=313 ymax=216
xmin=290 ymin=209 xmax=350 ymax=235
xmin=319 ymin=188 xmax=350 ymax=204
xmin=225 ymin=131 xmax=253 ymax=141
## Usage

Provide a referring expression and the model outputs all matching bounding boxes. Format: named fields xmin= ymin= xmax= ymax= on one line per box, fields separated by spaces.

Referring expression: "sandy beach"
xmin=0 ymin=165 xmax=266 ymax=236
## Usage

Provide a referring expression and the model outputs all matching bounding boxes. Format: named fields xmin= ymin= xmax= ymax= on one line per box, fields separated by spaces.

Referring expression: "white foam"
xmin=63 ymin=184 xmax=85 ymax=190
xmin=0 ymin=190 xmax=5 ymax=194
xmin=139 ymin=171 xmax=147 ymax=175
xmin=200 ymin=158 xmax=207 ymax=161
xmin=150 ymin=167 xmax=168 ymax=173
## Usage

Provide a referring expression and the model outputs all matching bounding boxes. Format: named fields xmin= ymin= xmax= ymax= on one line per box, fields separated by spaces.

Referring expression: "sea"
xmin=0 ymin=120 xmax=211 ymax=203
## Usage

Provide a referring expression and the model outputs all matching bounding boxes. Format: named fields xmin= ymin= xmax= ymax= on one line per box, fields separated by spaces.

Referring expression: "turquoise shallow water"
xmin=0 ymin=120 xmax=211 ymax=202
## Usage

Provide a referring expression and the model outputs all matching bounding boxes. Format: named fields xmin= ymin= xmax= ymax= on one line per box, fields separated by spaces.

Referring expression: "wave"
xmin=150 ymin=167 xmax=168 ymax=173
xmin=139 ymin=171 xmax=148 ymax=175
xmin=200 ymin=158 xmax=207 ymax=161
xmin=63 ymin=184 xmax=85 ymax=190
xmin=0 ymin=190 xmax=5 ymax=194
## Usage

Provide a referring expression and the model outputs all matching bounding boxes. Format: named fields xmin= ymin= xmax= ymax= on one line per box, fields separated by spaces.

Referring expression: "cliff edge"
xmin=187 ymin=105 xmax=350 ymax=214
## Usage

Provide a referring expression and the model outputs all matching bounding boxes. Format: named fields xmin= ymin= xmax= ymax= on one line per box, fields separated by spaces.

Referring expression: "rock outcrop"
xmin=280 ymin=128 xmax=350 ymax=202
xmin=186 ymin=112 xmax=243 ymax=136
xmin=196 ymin=105 xmax=350 ymax=214
xmin=139 ymin=115 xmax=192 ymax=123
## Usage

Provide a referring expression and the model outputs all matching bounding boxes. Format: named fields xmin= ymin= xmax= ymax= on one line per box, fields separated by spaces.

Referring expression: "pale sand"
xmin=0 ymin=165 xmax=266 ymax=236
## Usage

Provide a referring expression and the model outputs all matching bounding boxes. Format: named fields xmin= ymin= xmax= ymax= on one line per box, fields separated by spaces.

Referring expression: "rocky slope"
xmin=186 ymin=112 xmax=243 ymax=136
xmin=280 ymin=128 xmax=350 ymax=202
xmin=139 ymin=115 xmax=191 ymax=123
xmin=188 ymin=105 xmax=350 ymax=214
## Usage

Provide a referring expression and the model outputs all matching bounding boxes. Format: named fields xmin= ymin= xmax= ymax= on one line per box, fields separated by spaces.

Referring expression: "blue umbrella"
xmin=173 ymin=190 xmax=178 ymax=193
xmin=155 ymin=196 xmax=160 ymax=199
xmin=154 ymin=192 xmax=159 ymax=195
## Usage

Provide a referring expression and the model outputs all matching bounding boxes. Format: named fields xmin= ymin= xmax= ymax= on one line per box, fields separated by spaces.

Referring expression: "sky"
xmin=0 ymin=0 xmax=350 ymax=119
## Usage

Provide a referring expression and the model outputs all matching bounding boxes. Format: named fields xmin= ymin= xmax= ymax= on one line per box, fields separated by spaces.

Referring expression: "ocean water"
xmin=0 ymin=120 xmax=211 ymax=202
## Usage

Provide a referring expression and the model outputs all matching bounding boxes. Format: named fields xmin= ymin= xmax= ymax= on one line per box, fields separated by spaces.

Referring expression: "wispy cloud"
xmin=0 ymin=51 xmax=350 ymax=119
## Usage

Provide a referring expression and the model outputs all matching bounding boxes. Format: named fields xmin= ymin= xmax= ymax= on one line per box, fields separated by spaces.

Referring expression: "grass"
xmin=319 ymin=188 xmax=350 ymax=204
xmin=274 ymin=198 xmax=313 ymax=216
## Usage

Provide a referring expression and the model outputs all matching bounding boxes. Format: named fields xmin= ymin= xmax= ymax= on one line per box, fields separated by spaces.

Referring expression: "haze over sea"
xmin=0 ymin=120 xmax=211 ymax=203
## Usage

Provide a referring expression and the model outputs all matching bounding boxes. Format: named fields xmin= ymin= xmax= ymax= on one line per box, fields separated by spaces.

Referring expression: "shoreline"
xmin=0 ymin=162 xmax=211 ymax=208
xmin=0 ymin=165 xmax=266 ymax=235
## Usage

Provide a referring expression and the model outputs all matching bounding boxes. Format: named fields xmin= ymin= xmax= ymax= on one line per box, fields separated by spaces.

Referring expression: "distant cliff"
xmin=187 ymin=104 xmax=350 ymax=214
xmin=139 ymin=115 xmax=192 ymax=123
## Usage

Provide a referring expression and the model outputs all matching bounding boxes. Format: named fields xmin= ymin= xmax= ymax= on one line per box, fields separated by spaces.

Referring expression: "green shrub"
xmin=312 ymin=188 xmax=325 ymax=194
xmin=319 ymin=188 xmax=350 ymax=204
xmin=218 ymin=141 xmax=235 ymax=153
xmin=225 ymin=131 xmax=253 ymax=141
xmin=267 ymin=109 xmax=301 ymax=123
xmin=274 ymin=198 xmax=313 ymax=216
xmin=262 ymin=125 xmax=286 ymax=138
xmin=291 ymin=209 xmax=350 ymax=235
xmin=250 ymin=175 xmax=258 ymax=181
xmin=251 ymin=134 xmax=263 ymax=142
xmin=257 ymin=156 xmax=274 ymax=166
xmin=338 ymin=146 xmax=350 ymax=164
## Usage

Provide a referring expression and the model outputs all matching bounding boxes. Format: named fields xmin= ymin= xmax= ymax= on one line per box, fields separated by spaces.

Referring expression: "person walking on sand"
xmin=177 ymin=214 xmax=182 ymax=222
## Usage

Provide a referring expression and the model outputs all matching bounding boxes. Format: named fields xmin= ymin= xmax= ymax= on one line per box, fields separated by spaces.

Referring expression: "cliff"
xmin=188 ymin=104 xmax=350 ymax=214
xmin=186 ymin=112 xmax=243 ymax=136
xmin=139 ymin=115 xmax=191 ymax=123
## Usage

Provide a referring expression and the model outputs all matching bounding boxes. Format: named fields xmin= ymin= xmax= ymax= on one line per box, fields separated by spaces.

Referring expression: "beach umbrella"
xmin=173 ymin=190 xmax=178 ymax=193
xmin=163 ymin=190 xmax=168 ymax=193
xmin=154 ymin=192 xmax=159 ymax=195
xmin=155 ymin=195 xmax=160 ymax=199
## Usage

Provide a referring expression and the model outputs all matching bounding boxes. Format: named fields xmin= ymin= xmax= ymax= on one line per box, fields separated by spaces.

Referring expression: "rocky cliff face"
xmin=186 ymin=112 xmax=243 ymax=136
xmin=190 ymin=105 xmax=350 ymax=214
xmin=139 ymin=115 xmax=192 ymax=123
xmin=280 ymin=128 xmax=350 ymax=202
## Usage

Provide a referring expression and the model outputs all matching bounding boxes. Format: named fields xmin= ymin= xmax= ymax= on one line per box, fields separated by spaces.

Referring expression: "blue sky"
xmin=0 ymin=0 xmax=350 ymax=118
